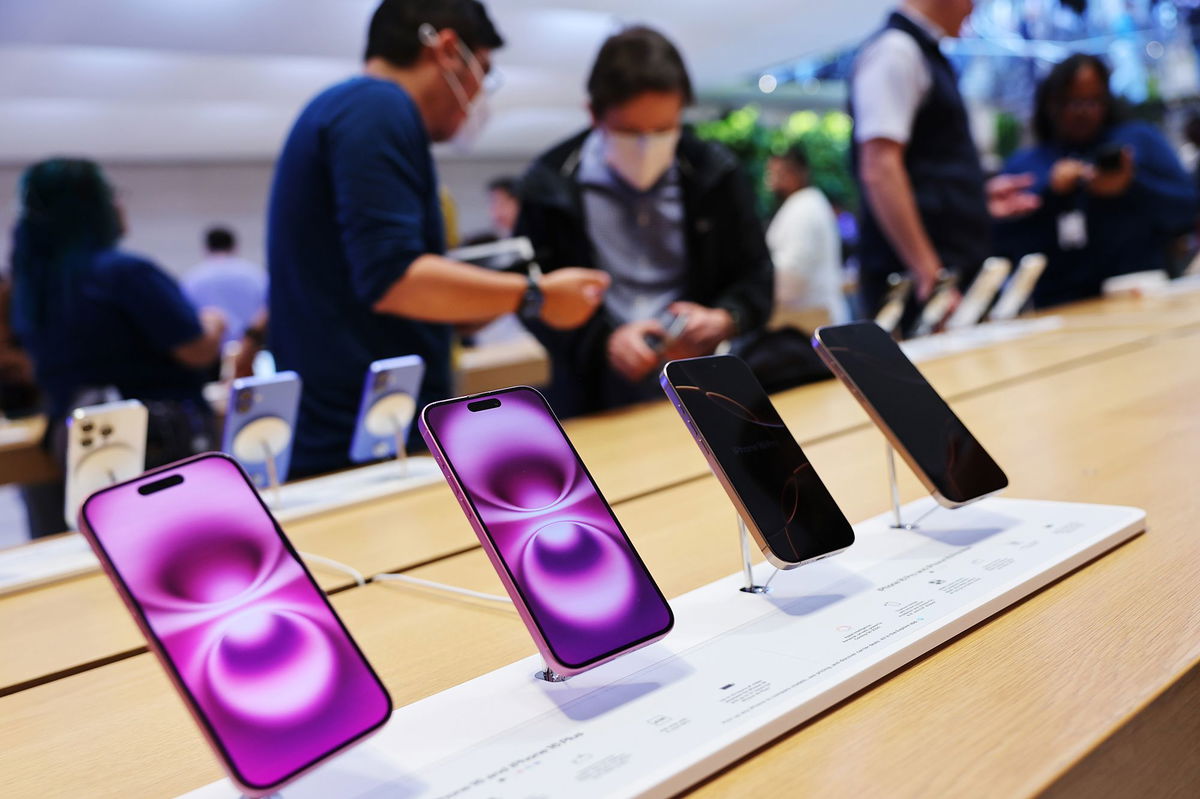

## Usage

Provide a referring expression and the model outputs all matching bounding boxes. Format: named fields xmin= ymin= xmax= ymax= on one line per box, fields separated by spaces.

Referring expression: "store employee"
xmin=268 ymin=0 xmax=609 ymax=476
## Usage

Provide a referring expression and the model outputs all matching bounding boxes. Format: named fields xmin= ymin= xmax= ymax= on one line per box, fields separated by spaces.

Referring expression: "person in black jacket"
xmin=516 ymin=26 xmax=773 ymax=417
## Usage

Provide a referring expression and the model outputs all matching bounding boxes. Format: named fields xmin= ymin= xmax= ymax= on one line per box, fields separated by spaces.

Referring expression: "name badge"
xmin=1057 ymin=210 xmax=1087 ymax=250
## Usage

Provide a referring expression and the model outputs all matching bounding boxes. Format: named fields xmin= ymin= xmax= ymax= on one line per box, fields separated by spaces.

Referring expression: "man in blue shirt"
xmin=268 ymin=0 xmax=609 ymax=476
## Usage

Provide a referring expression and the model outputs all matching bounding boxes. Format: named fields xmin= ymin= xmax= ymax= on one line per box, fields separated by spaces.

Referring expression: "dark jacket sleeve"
xmin=513 ymin=161 xmax=612 ymax=417
xmin=706 ymin=160 xmax=775 ymax=334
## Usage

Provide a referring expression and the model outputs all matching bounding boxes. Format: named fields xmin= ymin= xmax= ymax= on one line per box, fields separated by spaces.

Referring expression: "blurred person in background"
xmin=183 ymin=226 xmax=266 ymax=347
xmin=268 ymin=0 xmax=608 ymax=476
xmin=0 ymin=276 xmax=39 ymax=418
xmin=486 ymin=175 xmax=520 ymax=239
xmin=9 ymin=158 xmax=225 ymax=534
xmin=764 ymin=145 xmax=849 ymax=325
xmin=851 ymin=0 xmax=1039 ymax=328
xmin=995 ymin=54 xmax=1197 ymax=307
xmin=184 ymin=226 xmax=268 ymax=379
xmin=517 ymin=26 xmax=773 ymax=416
xmin=462 ymin=175 xmax=520 ymax=245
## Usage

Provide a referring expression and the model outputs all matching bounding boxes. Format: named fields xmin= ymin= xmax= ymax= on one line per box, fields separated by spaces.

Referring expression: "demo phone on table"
xmin=660 ymin=354 xmax=854 ymax=568
xmin=813 ymin=321 xmax=1007 ymax=507
xmin=420 ymin=386 xmax=673 ymax=677
xmin=78 ymin=452 xmax=391 ymax=796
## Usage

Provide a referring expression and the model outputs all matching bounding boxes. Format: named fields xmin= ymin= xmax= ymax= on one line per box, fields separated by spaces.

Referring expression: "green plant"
xmin=695 ymin=105 xmax=858 ymax=216
xmin=994 ymin=111 xmax=1022 ymax=161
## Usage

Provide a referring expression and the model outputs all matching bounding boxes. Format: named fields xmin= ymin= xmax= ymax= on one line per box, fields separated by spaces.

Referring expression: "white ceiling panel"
xmin=0 ymin=1 xmax=891 ymax=162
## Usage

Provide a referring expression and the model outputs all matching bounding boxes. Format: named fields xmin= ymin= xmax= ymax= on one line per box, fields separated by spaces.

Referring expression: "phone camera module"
xmin=235 ymin=389 xmax=254 ymax=414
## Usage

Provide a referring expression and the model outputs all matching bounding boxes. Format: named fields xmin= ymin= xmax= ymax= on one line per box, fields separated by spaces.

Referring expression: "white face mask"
xmin=603 ymin=128 xmax=681 ymax=191
xmin=419 ymin=23 xmax=492 ymax=150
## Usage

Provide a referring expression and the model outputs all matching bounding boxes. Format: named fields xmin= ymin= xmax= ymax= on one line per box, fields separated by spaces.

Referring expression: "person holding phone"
xmin=850 ymin=1 xmax=1041 ymax=332
xmin=268 ymin=0 xmax=610 ymax=477
xmin=994 ymin=54 xmax=1197 ymax=308
xmin=515 ymin=26 xmax=774 ymax=417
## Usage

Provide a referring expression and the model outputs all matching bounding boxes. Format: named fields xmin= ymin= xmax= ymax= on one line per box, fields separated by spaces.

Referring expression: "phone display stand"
xmin=737 ymin=515 xmax=773 ymax=594
xmin=230 ymin=417 xmax=292 ymax=505
xmin=363 ymin=393 xmax=416 ymax=477
xmin=534 ymin=665 xmax=569 ymax=683
xmin=179 ymin=497 xmax=1144 ymax=799
xmin=884 ymin=443 xmax=939 ymax=530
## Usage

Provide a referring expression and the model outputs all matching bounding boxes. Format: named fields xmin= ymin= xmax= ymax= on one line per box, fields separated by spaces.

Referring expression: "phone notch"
xmin=467 ymin=397 xmax=502 ymax=413
xmin=137 ymin=474 xmax=184 ymax=496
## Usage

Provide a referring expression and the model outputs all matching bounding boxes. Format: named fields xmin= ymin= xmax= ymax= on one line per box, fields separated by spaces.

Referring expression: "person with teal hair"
xmin=9 ymin=158 xmax=226 ymax=534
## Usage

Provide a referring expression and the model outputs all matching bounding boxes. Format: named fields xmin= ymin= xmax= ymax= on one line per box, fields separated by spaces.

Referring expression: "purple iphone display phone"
xmin=419 ymin=386 xmax=673 ymax=677
xmin=660 ymin=355 xmax=855 ymax=569
xmin=349 ymin=355 xmax=425 ymax=464
xmin=221 ymin=371 xmax=302 ymax=490
xmin=78 ymin=453 xmax=392 ymax=796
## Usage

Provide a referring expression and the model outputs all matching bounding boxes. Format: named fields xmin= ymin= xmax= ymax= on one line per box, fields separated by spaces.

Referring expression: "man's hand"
xmin=986 ymin=173 xmax=1042 ymax=219
xmin=1088 ymin=148 xmax=1135 ymax=197
xmin=539 ymin=268 xmax=610 ymax=329
xmin=607 ymin=319 xmax=667 ymax=382
xmin=1049 ymin=158 xmax=1094 ymax=195
xmin=666 ymin=301 xmax=736 ymax=357
xmin=199 ymin=307 xmax=228 ymax=341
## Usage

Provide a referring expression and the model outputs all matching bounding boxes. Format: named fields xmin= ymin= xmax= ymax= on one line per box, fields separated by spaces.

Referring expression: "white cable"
xmin=373 ymin=572 xmax=512 ymax=603
xmin=299 ymin=551 xmax=366 ymax=586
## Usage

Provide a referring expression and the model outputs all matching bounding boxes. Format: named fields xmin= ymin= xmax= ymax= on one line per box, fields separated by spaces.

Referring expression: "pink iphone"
xmin=419 ymin=386 xmax=674 ymax=678
xmin=78 ymin=452 xmax=392 ymax=796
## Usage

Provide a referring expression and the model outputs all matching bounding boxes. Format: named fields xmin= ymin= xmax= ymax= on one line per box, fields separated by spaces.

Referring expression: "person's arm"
xmin=859 ymin=138 xmax=943 ymax=299
xmin=372 ymin=255 xmax=606 ymax=329
xmin=1111 ymin=124 xmax=1198 ymax=235
xmin=173 ymin=307 xmax=225 ymax=369
xmin=112 ymin=256 xmax=225 ymax=370
xmin=329 ymin=85 xmax=607 ymax=331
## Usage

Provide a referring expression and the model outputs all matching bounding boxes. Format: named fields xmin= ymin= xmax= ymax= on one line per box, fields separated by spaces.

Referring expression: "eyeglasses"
xmin=420 ymin=22 xmax=503 ymax=96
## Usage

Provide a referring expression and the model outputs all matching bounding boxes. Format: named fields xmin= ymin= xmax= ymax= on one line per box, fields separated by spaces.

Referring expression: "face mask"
xmin=419 ymin=23 xmax=492 ymax=150
xmin=448 ymin=91 xmax=490 ymax=154
xmin=603 ymin=128 xmax=681 ymax=191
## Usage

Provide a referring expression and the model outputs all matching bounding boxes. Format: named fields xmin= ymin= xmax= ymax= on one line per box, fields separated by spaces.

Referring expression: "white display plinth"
xmin=0 ymin=533 xmax=96 ymax=596
xmin=181 ymin=497 xmax=1144 ymax=799
xmin=899 ymin=316 xmax=1064 ymax=363
xmin=270 ymin=456 xmax=442 ymax=523
xmin=0 ymin=457 xmax=443 ymax=595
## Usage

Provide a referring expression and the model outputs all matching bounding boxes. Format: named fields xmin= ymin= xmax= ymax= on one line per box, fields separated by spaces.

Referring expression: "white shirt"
xmin=765 ymin=187 xmax=848 ymax=323
xmin=851 ymin=7 xmax=947 ymax=144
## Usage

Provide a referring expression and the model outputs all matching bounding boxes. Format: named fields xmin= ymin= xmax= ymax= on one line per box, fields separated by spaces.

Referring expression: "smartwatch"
xmin=517 ymin=273 xmax=544 ymax=324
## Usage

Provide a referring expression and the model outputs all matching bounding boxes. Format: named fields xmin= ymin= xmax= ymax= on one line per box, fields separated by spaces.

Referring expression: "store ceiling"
xmin=0 ymin=0 xmax=890 ymax=163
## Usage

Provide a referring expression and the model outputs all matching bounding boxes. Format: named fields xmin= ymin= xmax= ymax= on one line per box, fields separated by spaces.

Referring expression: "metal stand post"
xmin=262 ymin=439 xmax=282 ymax=506
xmin=393 ymin=413 xmax=408 ymax=478
xmin=885 ymin=442 xmax=938 ymax=530
xmin=738 ymin=515 xmax=771 ymax=594
xmin=535 ymin=663 xmax=569 ymax=683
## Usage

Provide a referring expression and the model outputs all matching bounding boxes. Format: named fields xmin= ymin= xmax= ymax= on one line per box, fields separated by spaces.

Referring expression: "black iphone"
xmin=812 ymin=321 xmax=1008 ymax=507
xmin=660 ymin=355 xmax=855 ymax=569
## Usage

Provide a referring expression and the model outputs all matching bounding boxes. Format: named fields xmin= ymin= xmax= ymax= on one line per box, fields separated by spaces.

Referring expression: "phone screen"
xmin=422 ymin=389 xmax=673 ymax=669
xmin=81 ymin=454 xmax=391 ymax=791
xmin=662 ymin=356 xmax=854 ymax=564
xmin=815 ymin=322 xmax=1007 ymax=504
